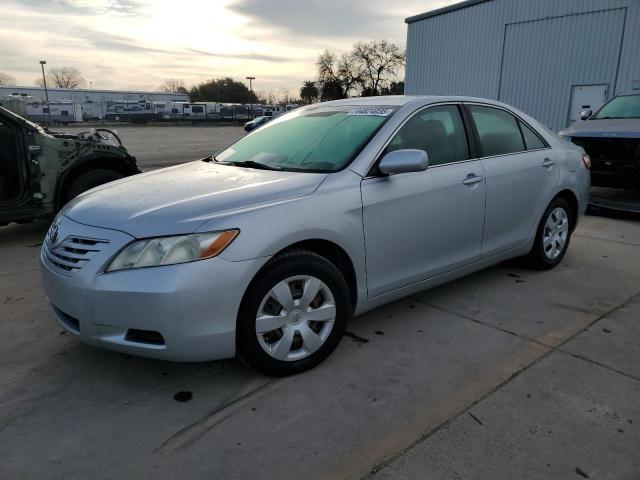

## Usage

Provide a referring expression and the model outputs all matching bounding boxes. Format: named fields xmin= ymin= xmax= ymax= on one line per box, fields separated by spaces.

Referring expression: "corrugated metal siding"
xmin=405 ymin=0 xmax=640 ymax=131
xmin=499 ymin=8 xmax=626 ymax=130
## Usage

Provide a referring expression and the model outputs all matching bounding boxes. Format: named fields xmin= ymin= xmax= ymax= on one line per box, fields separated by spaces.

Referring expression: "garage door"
xmin=498 ymin=8 xmax=626 ymax=131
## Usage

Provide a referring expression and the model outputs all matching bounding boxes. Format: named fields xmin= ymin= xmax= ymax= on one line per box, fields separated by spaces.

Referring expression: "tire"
xmin=62 ymin=169 xmax=124 ymax=206
xmin=237 ymin=250 xmax=351 ymax=377
xmin=527 ymin=197 xmax=573 ymax=270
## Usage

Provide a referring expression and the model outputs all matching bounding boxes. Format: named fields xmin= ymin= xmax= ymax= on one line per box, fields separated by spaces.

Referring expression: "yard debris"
xmin=575 ymin=467 xmax=589 ymax=478
xmin=174 ymin=391 xmax=193 ymax=403
xmin=344 ymin=331 xmax=369 ymax=345
xmin=468 ymin=412 xmax=483 ymax=425
xmin=3 ymin=296 xmax=23 ymax=305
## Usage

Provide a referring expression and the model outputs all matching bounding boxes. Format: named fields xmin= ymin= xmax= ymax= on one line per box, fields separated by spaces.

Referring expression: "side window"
xmin=386 ymin=105 xmax=469 ymax=167
xmin=519 ymin=120 xmax=547 ymax=150
xmin=469 ymin=105 xmax=525 ymax=157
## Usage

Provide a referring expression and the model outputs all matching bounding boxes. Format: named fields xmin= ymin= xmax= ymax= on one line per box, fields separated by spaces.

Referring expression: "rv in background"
xmin=0 ymin=95 xmax=82 ymax=124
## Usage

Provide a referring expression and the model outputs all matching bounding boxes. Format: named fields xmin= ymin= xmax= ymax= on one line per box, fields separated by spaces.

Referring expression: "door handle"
xmin=462 ymin=174 xmax=483 ymax=186
xmin=542 ymin=158 xmax=555 ymax=168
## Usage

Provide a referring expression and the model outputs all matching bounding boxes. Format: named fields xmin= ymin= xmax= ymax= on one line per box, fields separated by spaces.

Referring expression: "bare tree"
xmin=0 ymin=72 xmax=16 ymax=86
xmin=316 ymin=50 xmax=360 ymax=100
xmin=157 ymin=79 xmax=188 ymax=94
xmin=352 ymin=40 xmax=405 ymax=96
xmin=35 ymin=67 xmax=87 ymax=89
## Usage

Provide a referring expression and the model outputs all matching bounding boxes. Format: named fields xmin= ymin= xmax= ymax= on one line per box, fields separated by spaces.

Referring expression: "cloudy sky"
xmin=1 ymin=0 xmax=456 ymax=93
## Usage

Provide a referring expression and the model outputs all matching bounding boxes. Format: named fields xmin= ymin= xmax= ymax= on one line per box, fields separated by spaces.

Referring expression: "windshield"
xmin=593 ymin=95 xmax=640 ymax=119
xmin=216 ymin=106 xmax=395 ymax=172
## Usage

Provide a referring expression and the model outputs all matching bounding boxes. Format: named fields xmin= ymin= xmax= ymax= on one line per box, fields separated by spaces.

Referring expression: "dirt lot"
xmin=0 ymin=126 xmax=639 ymax=479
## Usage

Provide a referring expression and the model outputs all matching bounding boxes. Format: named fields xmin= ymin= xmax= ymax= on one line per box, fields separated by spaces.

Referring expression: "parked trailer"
xmin=104 ymin=100 xmax=159 ymax=123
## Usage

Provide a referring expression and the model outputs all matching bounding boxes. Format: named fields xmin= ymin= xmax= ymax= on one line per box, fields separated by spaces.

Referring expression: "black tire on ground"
xmin=236 ymin=249 xmax=351 ymax=377
xmin=62 ymin=169 xmax=124 ymax=206
xmin=527 ymin=197 xmax=573 ymax=270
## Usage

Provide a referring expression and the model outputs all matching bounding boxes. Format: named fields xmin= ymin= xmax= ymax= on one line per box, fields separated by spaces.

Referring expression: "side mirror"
xmin=378 ymin=149 xmax=429 ymax=175
xmin=580 ymin=109 xmax=592 ymax=121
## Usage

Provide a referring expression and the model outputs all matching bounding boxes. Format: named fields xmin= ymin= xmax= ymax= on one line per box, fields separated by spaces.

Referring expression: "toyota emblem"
xmin=48 ymin=222 xmax=60 ymax=245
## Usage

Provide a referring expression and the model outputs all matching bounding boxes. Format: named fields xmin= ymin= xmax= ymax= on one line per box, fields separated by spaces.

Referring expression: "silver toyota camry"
xmin=40 ymin=96 xmax=591 ymax=376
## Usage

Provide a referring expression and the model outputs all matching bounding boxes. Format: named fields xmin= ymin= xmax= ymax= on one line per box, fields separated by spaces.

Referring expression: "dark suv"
xmin=560 ymin=92 xmax=640 ymax=189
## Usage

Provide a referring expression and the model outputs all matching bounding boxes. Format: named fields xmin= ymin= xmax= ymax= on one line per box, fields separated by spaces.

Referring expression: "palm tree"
xmin=300 ymin=81 xmax=319 ymax=104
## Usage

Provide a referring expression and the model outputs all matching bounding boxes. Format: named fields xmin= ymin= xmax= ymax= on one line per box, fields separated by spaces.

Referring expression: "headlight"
xmin=106 ymin=230 xmax=239 ymax=272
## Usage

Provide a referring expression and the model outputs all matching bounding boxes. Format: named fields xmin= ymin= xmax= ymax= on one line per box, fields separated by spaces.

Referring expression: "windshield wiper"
xmin=227 ymin=160 xmax=283 ymax=171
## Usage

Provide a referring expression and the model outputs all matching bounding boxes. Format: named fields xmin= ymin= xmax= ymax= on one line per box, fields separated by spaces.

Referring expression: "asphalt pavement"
xmin=58 ymin=124 xmax=246 ymax=171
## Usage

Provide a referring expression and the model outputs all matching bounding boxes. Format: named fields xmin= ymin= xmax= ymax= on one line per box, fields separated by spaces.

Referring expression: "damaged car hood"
xmin=560 ymin=119 xmax=640 ymax=139
xmin=63 ymin=160 xmax=327 ymax=237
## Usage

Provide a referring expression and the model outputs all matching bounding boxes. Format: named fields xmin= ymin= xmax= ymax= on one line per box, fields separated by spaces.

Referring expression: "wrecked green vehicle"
xmin=0 ymin=106 xmax=140 ymax=226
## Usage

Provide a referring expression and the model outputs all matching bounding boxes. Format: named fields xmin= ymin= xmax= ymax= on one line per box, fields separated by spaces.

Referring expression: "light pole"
xmin=246 ymin=76 xmax=255 ymax=119
xmin=39 ymin=60 xmax=52 ymax=125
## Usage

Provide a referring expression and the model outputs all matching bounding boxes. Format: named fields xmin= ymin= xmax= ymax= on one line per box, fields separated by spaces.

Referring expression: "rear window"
xmin=469 ymin=105 xmax=525 ymax=157
xmin=519 ymin=121 xmax=546 ymax=150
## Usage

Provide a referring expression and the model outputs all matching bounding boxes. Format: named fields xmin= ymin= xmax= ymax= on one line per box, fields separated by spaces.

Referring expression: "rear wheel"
xmin=528 ymin=197 xmax=573 ymax=270
xmin=237 ymin=250 xmax=350 ymax=377
xmin=62 ymin=169 xmax=124 ymax=206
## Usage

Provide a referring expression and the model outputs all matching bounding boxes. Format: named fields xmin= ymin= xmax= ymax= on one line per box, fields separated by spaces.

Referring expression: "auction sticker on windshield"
xmin=348 ymin=108 xmax=394 ymax=117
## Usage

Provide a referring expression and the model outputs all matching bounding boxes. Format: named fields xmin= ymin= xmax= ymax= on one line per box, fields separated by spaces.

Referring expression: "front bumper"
xmin=40 ymin=215 xmax=268 ymax=362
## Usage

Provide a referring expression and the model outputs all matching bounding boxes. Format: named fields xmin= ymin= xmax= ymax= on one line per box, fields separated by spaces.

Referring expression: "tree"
xmin=35 ymin=67 xmax=87 ymax=89
xmin=352 ymin=40 xmax=405 ymax=96
xmin=0 ymin=72 xmax=16 ymax=86
xmin=189 ymin=77 xmax=258 ymax=103
xmin=316 ymin=40 xmax=405 ymax=98
xmin=299 ymin=81 xmax=319 ymax=104
xmin=316 ymin=50 xmax=357 ymax=100
xmin=157 ymin=79 xmax=188 ymax=94
xmin=380 ymin=81 xmax=405 ymax=96
xmin=320 ymin=79 xmax=345 ymax=102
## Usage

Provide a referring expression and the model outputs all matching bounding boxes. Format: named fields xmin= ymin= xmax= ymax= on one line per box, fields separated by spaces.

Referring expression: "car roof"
xmin=316 ymin=95 xmax=515 ymax=109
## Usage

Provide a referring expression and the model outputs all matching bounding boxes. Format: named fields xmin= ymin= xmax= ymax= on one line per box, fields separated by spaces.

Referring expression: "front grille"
xmin=572 ymin=137 xmax=640 ymax=175
xmin=43 ymin=236 xmax=109 ymax=276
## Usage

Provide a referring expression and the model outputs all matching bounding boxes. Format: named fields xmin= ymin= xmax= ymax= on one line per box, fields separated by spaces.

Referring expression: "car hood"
xmin=560 ymin=118 xmax=640 ymax=138
xmin=64 ymin=160 xmax=327 ymax=238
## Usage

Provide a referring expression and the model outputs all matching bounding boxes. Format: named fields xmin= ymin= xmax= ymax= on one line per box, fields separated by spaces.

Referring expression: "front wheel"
xmin=527 ymin=197 xmax=573 ymax=270
xmin=237 ymin=250 xmax=351 ymax=377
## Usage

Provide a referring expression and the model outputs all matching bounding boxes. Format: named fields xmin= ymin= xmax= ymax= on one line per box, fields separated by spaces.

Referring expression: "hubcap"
xmin=256 ymin=275 xmax=336 ymax=362
xmin=543 ymin=207 xmax=569 ymax=260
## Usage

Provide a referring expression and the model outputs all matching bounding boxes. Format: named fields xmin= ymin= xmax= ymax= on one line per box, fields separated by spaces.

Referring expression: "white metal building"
xmin=405 ymin=0 xmax=640 ymax=131
xmin=0 ymin=86 xmax=188 ymax=120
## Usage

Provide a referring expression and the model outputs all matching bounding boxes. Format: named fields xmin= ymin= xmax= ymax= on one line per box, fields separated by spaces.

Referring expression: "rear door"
xmin=361 ymin=104 xmax=486 ymax=298
xmin=465 ymin=104 xmax=557 ymax=258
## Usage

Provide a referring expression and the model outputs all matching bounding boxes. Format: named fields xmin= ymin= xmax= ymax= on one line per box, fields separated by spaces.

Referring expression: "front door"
xmin=361 ymin=104 xmax=486 ymax=298
xmin=0 ymin=116 xmax=24 ymax=204
xmin=568 ymin=85 xmax=608 ymax=126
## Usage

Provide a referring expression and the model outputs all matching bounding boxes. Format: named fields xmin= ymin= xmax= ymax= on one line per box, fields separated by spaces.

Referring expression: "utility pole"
xmin=39 ymin=60 xmax=52 ymax=125
xmin=246 ymin=76 xmax=255 ymax=119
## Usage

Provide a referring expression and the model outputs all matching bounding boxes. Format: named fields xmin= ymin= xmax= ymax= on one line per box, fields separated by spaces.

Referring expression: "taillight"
xmin=581 ymin=154 xmax=591 ymax=170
